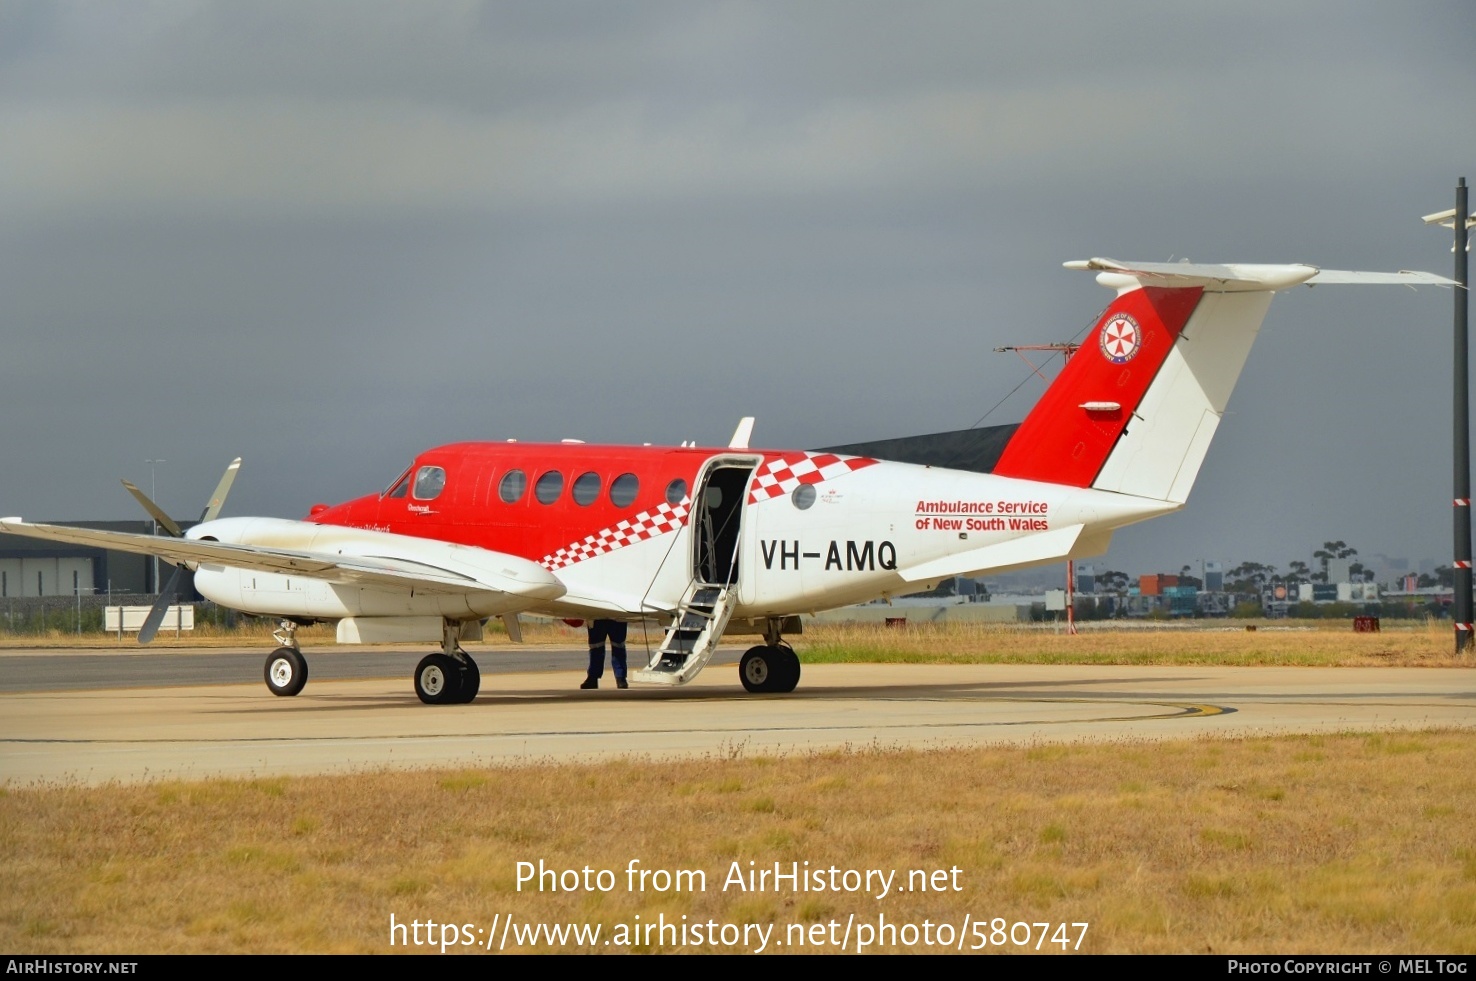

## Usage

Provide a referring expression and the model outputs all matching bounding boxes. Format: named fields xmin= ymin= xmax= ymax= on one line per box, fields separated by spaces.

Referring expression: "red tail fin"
xmin=992 ymin=286 xmax=1203 ymax=487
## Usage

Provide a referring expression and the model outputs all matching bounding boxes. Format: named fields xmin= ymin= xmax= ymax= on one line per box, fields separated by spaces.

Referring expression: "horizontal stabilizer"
xmin=1303 ymin=269 xmax=1457 ymax=286
xmin=1065 ymin=258 xmax=1455 ymax=292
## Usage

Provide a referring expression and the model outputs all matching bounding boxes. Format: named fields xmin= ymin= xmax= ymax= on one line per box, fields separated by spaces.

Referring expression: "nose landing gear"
xmin=264 ymin=620 xmax=308 ymax=697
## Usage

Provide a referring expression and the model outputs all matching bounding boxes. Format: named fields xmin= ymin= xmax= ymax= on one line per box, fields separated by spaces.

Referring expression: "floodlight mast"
xmin=146 ymin=459 xmax=165 ymax=594
xmin=1424 ymin=180 xmax=1475 ymax=653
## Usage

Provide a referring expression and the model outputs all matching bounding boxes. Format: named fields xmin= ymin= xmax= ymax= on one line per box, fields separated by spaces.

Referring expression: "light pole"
xmin=146 ymin=459 xmax=165 ymax=594
xmin=1423 ymin=180 xmax=1475 ymax=653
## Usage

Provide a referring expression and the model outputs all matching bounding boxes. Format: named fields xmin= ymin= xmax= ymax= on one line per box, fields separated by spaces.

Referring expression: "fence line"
xmin=0 ymin=596 xmax=240 ymax=635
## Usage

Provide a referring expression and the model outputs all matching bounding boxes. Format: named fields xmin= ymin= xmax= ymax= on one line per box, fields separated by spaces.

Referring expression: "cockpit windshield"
xmin=383 ymin=464 xmax=413 ymax=499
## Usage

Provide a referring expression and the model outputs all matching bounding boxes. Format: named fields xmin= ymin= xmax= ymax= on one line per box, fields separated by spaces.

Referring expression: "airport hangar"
xmin=0 ymin=521 xmax=191 ymax=599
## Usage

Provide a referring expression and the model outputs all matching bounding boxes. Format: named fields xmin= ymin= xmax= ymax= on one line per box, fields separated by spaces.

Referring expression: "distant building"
xmin=0 ymin=520 xmax=189 ymax=596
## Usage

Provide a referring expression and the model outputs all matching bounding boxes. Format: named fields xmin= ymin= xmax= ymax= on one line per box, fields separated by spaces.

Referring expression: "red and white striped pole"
xmin=1452 ymin=181 xmax=1472 ymax=653
xmin=1455 ymin=551 xmax=1473 ymax=640
xmin=1429 ymin=180 xmax=1472 ymax=653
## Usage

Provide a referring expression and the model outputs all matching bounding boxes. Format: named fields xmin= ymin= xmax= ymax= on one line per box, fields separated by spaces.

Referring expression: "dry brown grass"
xmin=2 ymin=617 xmax=1458 ymax=669
xmin=4 ymin=731 xmax=1475 ymax=954
xmin=799 ymin=619 xmax=1465 ymax=668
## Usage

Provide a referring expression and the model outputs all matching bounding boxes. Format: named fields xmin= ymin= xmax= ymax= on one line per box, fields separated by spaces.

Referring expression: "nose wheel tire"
xmin=415 ymin=653 xmax=465 ymax=705
xmin=264 ymin=647 xmax=308 ymax=697
xmin=739 ymin=644 xmax=800 ymax=694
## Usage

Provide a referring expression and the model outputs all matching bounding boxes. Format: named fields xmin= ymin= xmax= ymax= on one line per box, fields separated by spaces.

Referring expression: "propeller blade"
xmin=199 ymin=458 xmax=242 ymax=523
xmin=121 ymin=479 xmax=183 ymax=538
xmin=138 ymin=565 xmax=185 ymax=645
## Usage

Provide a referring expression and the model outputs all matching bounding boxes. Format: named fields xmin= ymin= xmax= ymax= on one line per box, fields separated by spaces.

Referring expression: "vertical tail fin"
xmin=992 ymin=284 xmax=1207 ymax=489
xmin=1090 ymin=288 xmax=1273 ymax=502
xmin=993 ymin=259 xmax=1451 ymax=503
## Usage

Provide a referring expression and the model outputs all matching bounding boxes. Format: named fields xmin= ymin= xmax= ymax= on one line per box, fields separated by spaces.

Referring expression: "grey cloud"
xmin=0 ymin=1 xmax=1472 ymax=578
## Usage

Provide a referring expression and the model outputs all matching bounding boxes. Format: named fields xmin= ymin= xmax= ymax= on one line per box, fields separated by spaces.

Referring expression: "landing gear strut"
xmin=739 ymin=618 xmax=801 ymax=694
xmin=264 ymin=620 xmax=308 ymax=697
xmin=414 ymin=619 xmax=480 ymax=705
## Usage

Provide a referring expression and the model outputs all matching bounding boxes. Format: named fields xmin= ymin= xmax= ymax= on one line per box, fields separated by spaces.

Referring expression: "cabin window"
xmin=665 ymin=478 xmax=688 ymax=506
xmin=412 ymin=466 xmax=446 ymax=501
xmin=572 ymin=472 xmax=601 ymax=506
xmin=499 ymin=470 xmax=527 ymax=503
xmin=791 ymin=484 xmax=816 ymax=510
xmin=535 ymin=470 xmax=564 ymax=505
xmin=610 ymin=473 xmax=639 ymax=508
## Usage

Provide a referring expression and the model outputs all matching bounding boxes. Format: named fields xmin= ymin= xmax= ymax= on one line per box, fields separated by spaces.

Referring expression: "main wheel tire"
xmin=264 ymin=647 xmax=308 ymax=697
xmin=739 ymin=644 xmax=800 ymax=694
xmin=739 ymin=645 xmax=778 ymax=693
xmin=772 ymin=644 xmax=801 ymax=693
xmin=414 ymin=653 xmax=464 ymax=705
xmin=455 ymin=655 xmax=481 ymax=703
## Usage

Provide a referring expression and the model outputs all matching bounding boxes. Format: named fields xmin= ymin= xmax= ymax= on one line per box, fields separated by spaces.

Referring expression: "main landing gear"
xmin=413 ymin=619 xmax=480 ymax=705
xmin=739 ymin=618 xmax=801 ymax=694
xmin=260 ymin=617 xmax=480 ymax=704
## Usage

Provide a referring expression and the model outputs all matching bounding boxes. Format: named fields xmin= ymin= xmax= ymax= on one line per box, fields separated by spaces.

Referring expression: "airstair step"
xmin=635 ymin=580 xmax=736 ymax=687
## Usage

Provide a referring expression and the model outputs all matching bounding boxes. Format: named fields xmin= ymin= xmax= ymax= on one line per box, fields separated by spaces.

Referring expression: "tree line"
xmin=1095 ymin=541 xmax=1452 ymax=595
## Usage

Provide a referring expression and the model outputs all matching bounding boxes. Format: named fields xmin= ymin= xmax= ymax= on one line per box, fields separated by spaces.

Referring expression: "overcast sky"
xmin=2 ymin=1 xmax=1473 ymax=579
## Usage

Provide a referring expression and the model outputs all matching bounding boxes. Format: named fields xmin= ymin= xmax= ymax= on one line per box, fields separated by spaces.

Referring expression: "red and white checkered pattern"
xmin=541 ymin=500 xmax=690 ymax=571
xmin=747 ymin=452 xmax=877 ymax=503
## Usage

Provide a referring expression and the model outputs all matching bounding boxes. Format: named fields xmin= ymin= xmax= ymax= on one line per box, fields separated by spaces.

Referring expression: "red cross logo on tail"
xmin=1099 ymin=314 xmax=1142 ymax=364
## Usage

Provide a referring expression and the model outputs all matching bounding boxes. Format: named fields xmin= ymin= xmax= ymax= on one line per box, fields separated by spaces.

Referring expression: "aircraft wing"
xmin=0 ymin=518 xmax=557 ymax=597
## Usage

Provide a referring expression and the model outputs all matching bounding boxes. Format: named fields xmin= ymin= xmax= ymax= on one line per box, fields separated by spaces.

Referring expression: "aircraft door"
xmin=690 ymin=459 xmax=758 ymax=589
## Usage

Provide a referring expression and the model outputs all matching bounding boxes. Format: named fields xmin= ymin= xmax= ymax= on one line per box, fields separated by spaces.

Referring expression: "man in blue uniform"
xmin=581 ymin=618 xmax=628 ymax=689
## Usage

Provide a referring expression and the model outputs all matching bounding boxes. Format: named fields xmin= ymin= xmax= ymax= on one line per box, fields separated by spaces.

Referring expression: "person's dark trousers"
xmin=586 ymin=619 xmax=628 ymax=684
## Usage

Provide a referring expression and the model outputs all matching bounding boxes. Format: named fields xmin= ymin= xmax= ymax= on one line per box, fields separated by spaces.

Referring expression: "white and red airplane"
xmin=0 ymin=258 xmax=1450 ymax=703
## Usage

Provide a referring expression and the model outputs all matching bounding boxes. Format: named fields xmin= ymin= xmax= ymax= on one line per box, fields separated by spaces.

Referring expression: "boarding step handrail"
xmin=632 ymin=579 xmax=736 ymax=686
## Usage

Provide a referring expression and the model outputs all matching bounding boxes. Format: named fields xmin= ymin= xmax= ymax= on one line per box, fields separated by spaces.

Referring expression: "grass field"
xmin=3 ymin=731 xmax=1475 ymax=954
xmin=0 ymin=616 xmax=1464 ymax=669
xmin=800 ymin=619 xmax=1466 ymax=668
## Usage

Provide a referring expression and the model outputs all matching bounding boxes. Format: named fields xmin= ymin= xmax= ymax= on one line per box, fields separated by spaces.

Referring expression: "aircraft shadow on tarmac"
xmin=205 ymin=674 xmax=1231 ymax=717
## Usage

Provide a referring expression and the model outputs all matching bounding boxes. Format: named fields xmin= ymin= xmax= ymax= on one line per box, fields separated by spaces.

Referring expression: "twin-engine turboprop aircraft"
xmin=1 ymin=258 xmax=1451 ymax=703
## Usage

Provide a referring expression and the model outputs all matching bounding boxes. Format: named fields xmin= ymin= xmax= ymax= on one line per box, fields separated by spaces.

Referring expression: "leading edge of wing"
xmin=0 ymin=518 xmax=556 ymax=597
